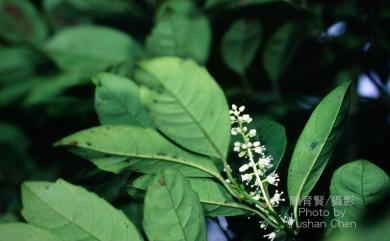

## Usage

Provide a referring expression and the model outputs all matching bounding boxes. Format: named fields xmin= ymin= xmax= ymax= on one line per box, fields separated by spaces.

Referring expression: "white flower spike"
xmin=229 ymin=104 xmax=288 ymax=236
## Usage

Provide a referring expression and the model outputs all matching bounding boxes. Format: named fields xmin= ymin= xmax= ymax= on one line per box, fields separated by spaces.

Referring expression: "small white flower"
xmin=239 ymin=106 xmax=245 ymax=112
xmin=254 ymin=145 xmax=265 ymax=154
xmin=238 ymin=151 xmax=246 ymax=157
xmin=233 ymin=146 xmax=240 ymax=152
xmin=249 ymin=129 xmax=256 ymax=137
xmin=266 ymin=172 xmax=280 ymax=186
xmin=241 ymin=114 xmax=252 ymax=123
xmin=242 ymin=126 xmax=248 ymax=132
xmin=234 ymin=142 xmax=241 ymax=147
xmin=231 ymin=128 xmax=238 ymax=135
xmin=233 ymin=110 xmax=240 ymax=116
xmin=239 ymin=164 xmax=249 ymax=172
xmin=225 ymin=179 xmax=230 ymax=184
xmin=232 ymin=104 xmax=237 ymax=110
xmin=259 ymin=222 xmax=268 ymax=230
xmin=258 ymin=156 xmax=273 ymax=169
xmin=253 ymin=141 xmax=261 ymax=147
xmin=241 ymin=144 xmax=247 ymax=149
xmin=241 ymin=173 xmax=252 ymax=182
xmin=252 ymin=193 xmax=261 ymax=201
xmin=270 ymin=190 xmax=285 ymax=207
xmin=286 ymin=215 xmax=294 ymax=228
xmin=263 ymin=232 xmax=277 ymax=241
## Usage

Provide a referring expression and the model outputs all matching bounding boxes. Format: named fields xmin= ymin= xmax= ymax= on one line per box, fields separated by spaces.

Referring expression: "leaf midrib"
xmin=162 ymin=174 xmax=189 ymax=241
xmin=97 ymin=82 xmax=143 ymax=126
xmin=138 ymin=65 xmax=225 ymax=160
xmin=70 ymin=143 xmax=221 ymax=179
xmin=24 ymin=185 xmax=104 ymax=241
xmin=293 ymin=88 xmax=348 ymax=209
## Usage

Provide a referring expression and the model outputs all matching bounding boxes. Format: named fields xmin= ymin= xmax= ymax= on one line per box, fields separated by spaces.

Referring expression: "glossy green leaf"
xmin=44 ymin=25 xmax=142 ymax=72
xmin=0 ymin=0 xmax=47 ymax=43
xmin=251 ymin=119 xmax=287 ymax=173
xmin=21 ymin=179 xmax=144 ymax=241
xmin=0 ymin=222 xmax=61 ymax=241
xmin=127 ymin=175 xmax=250 ymax=216
xmin=263 ymin=22 xmax=296 ymax=81
xmin=330 ymin=160 xmax=389 ymax=228
xmin=143 ymin=169 xmax=206 ymax=241
xmin=221 ymin=18 xmax=261 ymax=75
xmin=93 ymin=72 xmax=152 ymax=127
xmin=288 ymin=82 xmax=351 ymax=211
xmin=134 ymin=57 xmax=230 ymax=160
xmin=146 ymin=13 xmax=211 ymax=64
xmin=56 ymin=125 xmax=221 ymax=177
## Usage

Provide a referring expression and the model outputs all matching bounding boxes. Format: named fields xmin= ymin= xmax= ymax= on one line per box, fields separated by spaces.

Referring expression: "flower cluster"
xmin=229 ymin=104 xmax=285 ymax=207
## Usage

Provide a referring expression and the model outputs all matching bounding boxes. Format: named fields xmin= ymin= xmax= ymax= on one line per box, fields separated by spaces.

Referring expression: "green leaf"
xmin=155 ymin=0 xmax=197 ymax=20
xmin=21 ymin=179 xmax=144 ymax=241
xmin=55 ymin=125 xmax=221 ymax=177
xmin=0 ymin=78 xmax=39 ymax=107
xmin=221 ymin=18 xmax=261 ymax=75
xmin=288 ymin=82 xmax=351 ymax=212
xmin=24 ymin=72 xmax=89 ymax=106
xmin=251 ymin=119 xmax=287 ymax=173
xmin=0 ymin=46 xmax=39 ymax=83
xmin=64 ymin=0 xmax=129 ymax=17
xmin=134 ymin=57 xmax=230 ymax=160
xmin=44 ymin=25 xmax=142 ymax=72
xmin=93 ymin=72 xmax=153 ymax=127
xmin=146 ymin=13 xmax=211 ymax=64
xmin=330 ymin=160 xmax=389 ymax=228
xmin=0 ymin=0 xmax=47 ymax=43
xmin=127 ymin=175 xmax=250 ymax=216
xmin=0 ymin=222 xmax=61 ymax=241
xmin=263 ymin=22 xmax=297 ymax=81
xmin=205 ymin=0 xmax=280 ymax=9
xmin=143 ymin=169 xmax=206 ymax=241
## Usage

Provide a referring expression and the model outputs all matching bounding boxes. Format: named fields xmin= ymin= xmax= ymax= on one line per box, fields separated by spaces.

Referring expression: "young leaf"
xmin=55 ymin=125 xmax=221 ymax=178
xmin=93 ymin=72 xmax=153 ymax=127
xmin=134 ymin=57 xmax=230 ymax=160
xmin=0 ymin=222 xmax=61 ymax=241
xmin=144 ymin=169 xmax=206 ymax=241
xmin=288 ymin=82 xmax=351 ymax=214
xmin=330 ymin=160 xmax=389 ymax=228
xmin=263 ymin=22 xmax=297 ymax=81
xmin=44 ymin=25 xmax=142 ymax=72
xmin=0 ymin=0 xmax=47 ymax=43
xmin=146 ymin=13 xmax=211 ymax=64
xmin=250 ymin=119 xmax=287 ymax=173
xmin=127 ymin=175 xmax=250 ymax=216
xmin=221 ymin=18 xmax=261 ymax=75
xmin=21 ymin=179 xmax=144 ymax=241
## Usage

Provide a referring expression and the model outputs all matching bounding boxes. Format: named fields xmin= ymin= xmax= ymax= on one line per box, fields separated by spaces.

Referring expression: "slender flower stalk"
xmin=228 ymin=104 xmax=295 ymax=240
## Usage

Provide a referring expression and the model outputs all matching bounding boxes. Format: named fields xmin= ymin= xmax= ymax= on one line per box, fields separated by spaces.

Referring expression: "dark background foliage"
xmin=0 ymin=0 xmax=389 ymax=240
